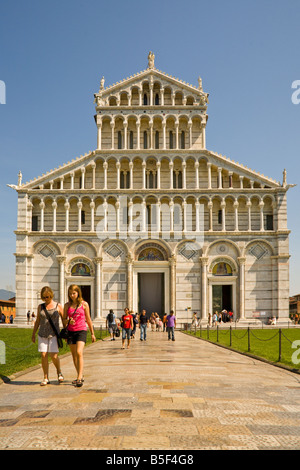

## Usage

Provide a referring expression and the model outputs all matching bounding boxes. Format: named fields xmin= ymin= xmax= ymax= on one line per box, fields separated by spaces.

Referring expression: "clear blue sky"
xmin=0 ymin=0 xmax=299 ymax=295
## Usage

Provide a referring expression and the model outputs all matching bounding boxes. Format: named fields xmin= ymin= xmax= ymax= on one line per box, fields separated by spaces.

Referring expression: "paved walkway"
xmin=0 ymin=330 xmax=300 ymax=450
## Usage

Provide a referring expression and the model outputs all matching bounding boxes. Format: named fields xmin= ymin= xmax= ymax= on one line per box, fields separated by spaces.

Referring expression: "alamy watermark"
xmin=0 ymin=80 xmax=6 ymax=104
xmin=291 ymin=80 xmax=300 ymax=104
xmin=95 ymin=196 xmax=205 ymax=249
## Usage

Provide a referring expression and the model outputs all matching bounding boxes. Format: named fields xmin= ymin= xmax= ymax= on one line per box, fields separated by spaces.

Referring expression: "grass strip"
xmin=183 ymin=327 xmax=300 ymax=370
xmin=0 ymin=327 xmax=109 ymax=379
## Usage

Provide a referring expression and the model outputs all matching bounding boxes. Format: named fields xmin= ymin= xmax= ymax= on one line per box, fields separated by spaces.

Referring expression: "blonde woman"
xmin=63 ymin=285 xmax=96 ymax=387
xmin=31 ymin=286 xmax=65 ymax=386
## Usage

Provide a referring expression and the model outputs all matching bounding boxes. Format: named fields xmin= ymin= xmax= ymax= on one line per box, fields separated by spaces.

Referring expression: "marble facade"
xmin=9 ymin=53 xmax=294 ymax=324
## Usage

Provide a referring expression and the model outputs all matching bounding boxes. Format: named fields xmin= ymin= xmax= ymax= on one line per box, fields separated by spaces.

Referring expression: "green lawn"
xmin=0 ymin=327 xmax=109 ymax=380
xmin=183 ymin=327 xmax=300 ymax=370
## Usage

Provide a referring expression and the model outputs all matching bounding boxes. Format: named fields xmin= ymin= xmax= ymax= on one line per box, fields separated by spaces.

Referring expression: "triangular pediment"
xmin=15 ymin=150 xmax=96 ymax=190
xmin=204 ymin=150 xmax=281 ymax=188
xmin=10 ymin=147 xmax=282 ymax=191
xmin=95 ymin=67 xmax=208 ymax=103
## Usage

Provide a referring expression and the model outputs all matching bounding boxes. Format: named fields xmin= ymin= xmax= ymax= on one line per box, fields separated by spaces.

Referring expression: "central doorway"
xmin=138 ymin=273 xmax=164 ymax=317
xmin=212 ymin=284 xmax=232 ymax=312
xmin=77 ymin=285 xmax=91 ymax=308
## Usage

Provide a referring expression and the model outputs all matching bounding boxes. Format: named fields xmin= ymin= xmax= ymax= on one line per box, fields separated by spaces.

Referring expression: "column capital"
xmin=56 ymin=255 xmax=66 ymax=264
xmin=200 ymin=256 xmax=209 ymax=266
xmin=93 ymin=257 xmax=103 ymax=265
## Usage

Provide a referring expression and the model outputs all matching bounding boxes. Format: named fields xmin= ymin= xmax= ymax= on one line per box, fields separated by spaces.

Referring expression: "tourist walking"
xmin=106 ymin=309 xmax=117 ymax=341
xmin=139 ymin=309 xmax=148 ymax=341
xmin=149 ymin=312 xmax=156 ymax=331
xmin=63 ymin=284 xmax=96 ymax=387
xmin=166 ymin=310 xmax=176 ymax=341
xmin=163 ymin=313 xmax=167 ymax=332
xmin=130 ymin=311 xmax=138 ymax=339
xmin=191 ymin=312 xmax=198 ymax=329
xmin=121 ymin=307 xmax=133 ymax=349
xmin=31 ymin=286 xmax=64 ymax=386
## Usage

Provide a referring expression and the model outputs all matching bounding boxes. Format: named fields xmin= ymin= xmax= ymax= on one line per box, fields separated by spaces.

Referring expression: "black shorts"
xmin=67 ymin=330 xmax=87 ymax=345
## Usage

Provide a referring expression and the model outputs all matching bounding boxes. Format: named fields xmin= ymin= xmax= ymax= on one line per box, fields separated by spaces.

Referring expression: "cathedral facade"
xmin=10 ymin=53 xmax=293 ymax=325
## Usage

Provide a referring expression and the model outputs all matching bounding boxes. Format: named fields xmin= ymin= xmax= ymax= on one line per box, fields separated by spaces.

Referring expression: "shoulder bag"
xmin=42 ymin=303 xmax=63 ymax=349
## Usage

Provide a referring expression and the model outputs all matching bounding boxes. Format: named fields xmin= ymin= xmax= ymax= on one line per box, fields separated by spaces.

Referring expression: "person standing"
xmin=63 ymin=284 xmax=96 ymax=387
xmin=106 ymin=309 xmax=117 ymax=341
xmin=121 ymin=307 xmax=133 ymax=349
xmin=166 ymin=310 xmax=176 ymax=341
xmin=139 ymin=309 xmax=148 ymax=341
xmin=31 ymin=286 xmax=65 ymax=386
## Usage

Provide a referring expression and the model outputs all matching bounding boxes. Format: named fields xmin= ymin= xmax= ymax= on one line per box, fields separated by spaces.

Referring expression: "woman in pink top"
xmin=63 ymin=284 xmax=96 ymax=387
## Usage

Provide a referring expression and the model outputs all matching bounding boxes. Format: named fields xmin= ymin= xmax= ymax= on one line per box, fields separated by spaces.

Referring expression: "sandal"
xmin=40 ymin=378 xmax=50 ymax=386
xmin=57 ymin=372 xmax=64 ymax=383
xmin=72 ymin=377 xmax=84 ymax=385
xmin=75 ymin=379 xmax=84 ymax=388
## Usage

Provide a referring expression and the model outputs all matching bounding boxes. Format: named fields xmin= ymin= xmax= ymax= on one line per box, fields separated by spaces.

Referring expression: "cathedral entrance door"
xmin=212 ymin=284 xmax=232 ymax=312
xmin=78 ymin=285 xmax=91 ymax=309
xmin=138 ymin=273 xmax=164 ymax=318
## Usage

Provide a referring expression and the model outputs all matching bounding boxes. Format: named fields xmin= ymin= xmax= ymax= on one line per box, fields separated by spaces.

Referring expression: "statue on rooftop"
xmin=148 ymin=51 xmax=155 ymax=69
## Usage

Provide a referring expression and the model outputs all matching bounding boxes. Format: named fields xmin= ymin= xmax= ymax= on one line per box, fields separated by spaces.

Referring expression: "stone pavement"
xmin=0 ymin=330 xmax=300 ymax=450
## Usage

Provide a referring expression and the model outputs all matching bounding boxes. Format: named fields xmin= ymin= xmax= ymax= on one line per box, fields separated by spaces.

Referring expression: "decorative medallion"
xmin=76 ymin=244 xmax=87 ymax=255
xmin=38 ymin=244 xmax=55 ymax=259
xmin=179 ymin=243 xmax=198 ymax=261
xmin=249 ymin=244 xmax=268 ymax=260
xmin=217 ymin=244 xmax=228 ymax=255
xmin=105 ymin=243 xmax=124 ymax=259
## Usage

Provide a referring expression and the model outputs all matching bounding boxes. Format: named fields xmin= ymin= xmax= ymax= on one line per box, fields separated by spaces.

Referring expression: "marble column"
xmin=182 ymin=161 xmax=186 ymax=189
xmin=126 ymin=254 xmax=133 ymax=310
xmin=207 ymin=162 xmax=212 ymax=189
xmin=64 ymin=201 xmax=70 ymax=232
xmin=195 ymin=161 xmax=199 ymax=189
xmin=156 ymin=161 xmax=161 ymax=189
xmin=129 ymin=161 xmax=133 ymax=189
xmin=169 ymin=162 xmax=174 ymax=189
xmin=162 ymin=120 xmax=166 ymax=150
xmin=221 ymin=198 xmax=226 ymax=232
xmin=259 ymin=200 xmax=265 ymax=231
xmin=90 ymin=200 xmax=95 ymax=232
xmin=200 ymin=257 xmax=208 ymax=320
xmin=97 ymin=121 xmax=102 ymax=150
xmin=247 ymin=199 xmax=252 ymax=231
xmin=77 ymin=200 xmax=82 ymax=232
xmin=94 ymin=257 xmax=102 ymax=320
xmin=103 ymin=162 xmax=108 ymax=190
xmin=52 ymin=200 xmax=57 ymax=232
xmin=57 ymin=256 xmax=66 ymax=305
xmin=142 ymin=161 xmax=146 ymax=190
xmin=39 ymin=201 xmax=45 ymax=232
xmin=238 ymin=257 xmax=246 ymax=320
xmin=234 ymin=198 xmax=239 ymax=231
xmin=208 ymin=199 xmax=213 ymax=231
xmin=169 ymin=254 xmax=176 ymax=312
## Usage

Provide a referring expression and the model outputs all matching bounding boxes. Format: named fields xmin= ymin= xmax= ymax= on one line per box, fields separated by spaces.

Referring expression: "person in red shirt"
xmin=121 ymin=307 xmax=133 ymax=349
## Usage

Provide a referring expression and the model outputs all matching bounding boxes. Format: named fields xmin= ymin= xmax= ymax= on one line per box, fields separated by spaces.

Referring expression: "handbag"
xmin=60 ymin=306 xmax=78 ymax=339
xmin=43 ymin=304 xmax=63 ymax=349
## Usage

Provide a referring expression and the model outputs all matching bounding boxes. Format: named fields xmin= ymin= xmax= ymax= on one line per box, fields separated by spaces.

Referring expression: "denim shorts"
xmin=122 ymin=328 xmax=131 ymax=340
xmin=67 ymin=330 xmax=87 ymax=345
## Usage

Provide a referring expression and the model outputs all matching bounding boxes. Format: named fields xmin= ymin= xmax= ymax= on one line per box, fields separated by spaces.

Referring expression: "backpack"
xmin=107 ymin=312 xmax=114 ymax=323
